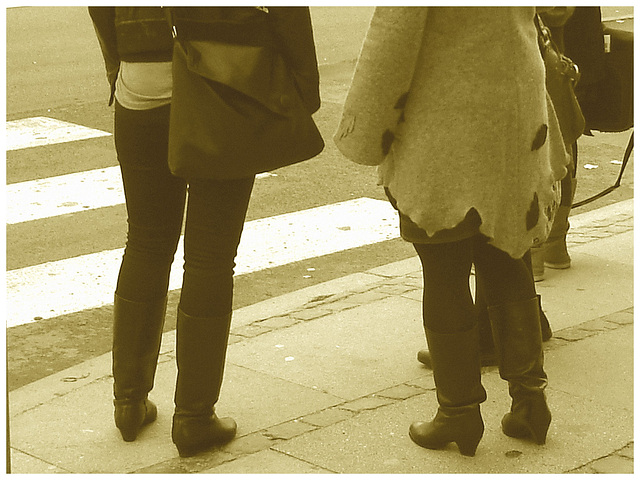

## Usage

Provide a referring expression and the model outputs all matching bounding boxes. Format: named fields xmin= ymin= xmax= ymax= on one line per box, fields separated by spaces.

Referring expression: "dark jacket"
xmin=563 ymin=7 xmax=607 ymax=89
xmin=89 ymin=6 xmax=321 ymax=113
xmin=89 ymin=7 xmax=173 ymax=105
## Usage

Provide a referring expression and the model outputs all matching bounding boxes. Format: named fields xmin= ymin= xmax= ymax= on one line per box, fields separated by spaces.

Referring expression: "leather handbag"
xmin=535 ymin=14 xmax=586 ymax=148
xmin=582 ymin=23 xmax=633 ymax=133
xmin=166 ymin=8 xmax=324 ymax=180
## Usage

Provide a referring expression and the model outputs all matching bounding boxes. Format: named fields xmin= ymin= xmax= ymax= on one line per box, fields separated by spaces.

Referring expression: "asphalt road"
xmin=6 ymin=7 xmax=633 ymax=391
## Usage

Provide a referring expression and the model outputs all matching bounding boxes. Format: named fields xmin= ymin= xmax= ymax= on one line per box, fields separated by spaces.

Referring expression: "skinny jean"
xmin=114 ymin=102 xmax=255 ymax=318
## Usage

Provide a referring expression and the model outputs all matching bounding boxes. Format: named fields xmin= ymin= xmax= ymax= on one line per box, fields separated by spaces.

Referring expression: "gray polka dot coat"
xmin=376 ymin=7 xmax=570 ymax=258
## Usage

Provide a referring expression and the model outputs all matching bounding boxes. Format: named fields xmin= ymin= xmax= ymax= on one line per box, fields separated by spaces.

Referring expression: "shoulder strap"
xmin=572 ymin=131 xmax=633 ymax=208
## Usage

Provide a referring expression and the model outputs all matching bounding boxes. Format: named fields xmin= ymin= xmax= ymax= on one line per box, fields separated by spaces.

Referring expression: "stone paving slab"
xmin=202 ymin=448 xmax=334 ymax=474
xmin=569 ymin=442 xmax=634 ymax=474
xmin=9 ymin=353 xmax=343 ymax=473
xmin=534 ymin=234 xmax=633 ymax=332
xmin=573 ymin=230 xmax=633 ymax=266
xmin=227 ymin=295 xmax=425 ymax=401
xmin=271 ymin=328 xmax=633 ymax=474
xmin=544 ymin=322 xmax=633 ymax=411
xmin=272 ymin=388 xmax=631 ymax=474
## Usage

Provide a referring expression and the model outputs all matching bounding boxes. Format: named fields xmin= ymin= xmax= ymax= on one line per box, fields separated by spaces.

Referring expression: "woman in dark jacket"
xmin=89 ymin=6 xmax=321 ymax=457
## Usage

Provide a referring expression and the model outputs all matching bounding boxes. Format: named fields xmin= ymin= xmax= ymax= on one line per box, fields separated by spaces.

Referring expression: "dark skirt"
xmin=385 ymin=188 xmax=482 ymax=244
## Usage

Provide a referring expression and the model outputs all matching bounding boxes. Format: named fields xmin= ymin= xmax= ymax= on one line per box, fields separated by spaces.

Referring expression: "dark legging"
xmin=414 ymin=235 xmax=536 ymax=334
xmin=114 ymin=102 xmax=255 ymax=318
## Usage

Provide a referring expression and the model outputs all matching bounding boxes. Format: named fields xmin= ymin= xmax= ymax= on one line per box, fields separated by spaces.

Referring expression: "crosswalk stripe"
xmin=6 ymin=166 xmax=275 ymax=225
xmin=7 ymin=166 xmax=124 ymax=224
xmin=6 ymin=197 xmax=399 ymax=328
xmin=6 ymin=117 xmax=112 ymax=151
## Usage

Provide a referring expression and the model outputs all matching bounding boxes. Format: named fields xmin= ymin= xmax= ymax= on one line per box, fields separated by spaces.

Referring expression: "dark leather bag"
xmin=582 ymin=24 xmax=633 ymax=133
xmin=167 ymin=7 xmax=324 ymax=180
xmin=536 ymin=14 xmax=586 ymax=148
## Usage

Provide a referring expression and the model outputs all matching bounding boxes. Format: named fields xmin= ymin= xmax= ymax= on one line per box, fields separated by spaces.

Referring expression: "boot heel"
xmin=114 ymin=398 xmax=157 ymax=442
xmin=455 ymin=435 xmax=482 ymax=457
xmin=528 ymin=399 xmax=552 ymax=445
xmin=455 ymin=411 xmax=484 ymax=456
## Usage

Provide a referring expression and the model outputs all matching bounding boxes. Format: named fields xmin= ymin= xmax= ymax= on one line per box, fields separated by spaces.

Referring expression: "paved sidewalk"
xmin=8 ymin=198 xmax=633 ymax=474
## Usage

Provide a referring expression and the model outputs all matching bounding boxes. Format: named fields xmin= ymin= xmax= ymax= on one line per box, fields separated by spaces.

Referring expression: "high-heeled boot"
xmin=112 ymin=294 xmax=167 ymax=442
xmin=409 ymin=326 xmax=487 ymax=457
xmin=488 ymin=297 xmax=551 ymax=445
xmin=171 ymin=307 xmax=237 ymax=457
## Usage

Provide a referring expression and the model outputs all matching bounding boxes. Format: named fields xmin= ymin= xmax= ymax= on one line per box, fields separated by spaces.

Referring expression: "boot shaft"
xmin=112 ymin=295 xmax=167 ymax=400
xmin=174 ymin=307 xmax=233 ymax=417
xmin=488 ymin=297 xmax=548 ymax=389
xmin=425 ymin=327 xmax=487 ymax=408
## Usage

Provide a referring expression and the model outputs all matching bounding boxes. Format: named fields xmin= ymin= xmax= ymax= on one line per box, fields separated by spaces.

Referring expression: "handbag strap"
xmin=534 ymin=14 xmax=549 ymax=44
xmin=162 ymin=6 xmax=273 ymax=47
xmin=572 ymin=130 xmax=634 ymax=208
xmin=536 ymin=13 xmax=581 ymax=81
xmin=534 ymin=13 xmax=557 ymax=54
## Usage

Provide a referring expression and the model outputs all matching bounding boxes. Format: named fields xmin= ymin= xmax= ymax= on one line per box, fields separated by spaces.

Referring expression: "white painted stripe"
xmin=6 ymin=167 xmax=277 ymax=225
xmin=6 ymin=117 xmax=111 ymax=151
xmin=6 ymin=166 xmax=124 ymax=224
xmin=6 ymin=198 xmax=399 ymax=328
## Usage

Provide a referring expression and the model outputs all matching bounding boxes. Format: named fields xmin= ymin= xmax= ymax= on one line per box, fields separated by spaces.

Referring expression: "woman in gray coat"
xmin=337 ymin=6 xmax=570 ymax=456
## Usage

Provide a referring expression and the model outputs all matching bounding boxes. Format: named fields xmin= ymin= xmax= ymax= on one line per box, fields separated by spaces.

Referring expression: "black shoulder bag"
xmin=165 ymin=7 xmax=324 ymax=180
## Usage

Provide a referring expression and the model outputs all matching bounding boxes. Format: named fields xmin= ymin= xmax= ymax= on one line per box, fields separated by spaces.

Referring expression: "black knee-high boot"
xmin=409 ymin=326 xmax=487 ymax=456
xmin=416 ymin=294 xmax=550 ymax=369
xmin=488 ymin=297 xmax=552 ymax=444
xmin=171 ymin=307 xmax=237 ymax=457
xmin=112 ymin=294 xmax=167 ymax=442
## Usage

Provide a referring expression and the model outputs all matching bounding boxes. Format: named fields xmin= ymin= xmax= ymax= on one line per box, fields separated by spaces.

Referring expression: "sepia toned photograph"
xmin=6 ymin=4 xmax=633 ymax=474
